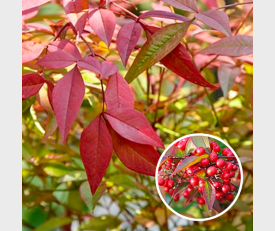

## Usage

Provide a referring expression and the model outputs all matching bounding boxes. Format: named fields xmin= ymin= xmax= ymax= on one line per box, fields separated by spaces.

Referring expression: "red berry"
xmin=222 ymin=184 xmax=230 ymax=193
xmin=190 ymin=150 xmax=196 ymax=155
xmin=213 ymin=145 xmax=221 ymax=152
xmin=226 ymin=162 xmax=233 ymax=170
xmin=198 ymin=187 xmax=203 ymax=193
xmin=158 ymin=178 xmax=165 ymax=186
xmin=169 ymin=189 xmax=175 ymax=195
xmin=223 ymin=178 xmax=231 ymax=183
xmin=223 ymin=172 xmax=230 ymax=179
xmin=163 ymin=180 xmax=168 ymax=187
xmin=173 ymin=194 xmax=180 ymax=201
xmin=222 ymin=148 xmax=231 ymax=156
xmin=197 ymin=197 xmax=205 ymax=205
xmin=167 ymin=180 xmax=175 ymax=188
xmin=166 ymin=162 xmax=172 ymax=168
xmin=177 ymin=138 xmax=190 ymax=150
xmin=168 ymin=158 xmax=173 ymax=163
xmin=229 ymin=171 xmax=235 ymax=178
xmin=190 ymin=177 xmax=199 ymax=186
xmin=209 ymin=152 xmax=218 ymax=162
xmin=230 ymin=184 xmax=235 ymax=192
xmin=196 ymin=147 xmax=205 ymax=155
xmin=227 ymin=152 xmax=235 ymax=160
xmin=186 ymin=167 xmax=193 ymax=176
xmin=199 ymin=180 xmax=205 ymax=187
xmin=213 ymin=181 xmax=222 ymax=189
xmin=164 ymin=187 xmax=170 ymax=192
xmin=216 ymin=159 xmax=225 ymax=167
xmin=226 ymin=193 xmax=234 ymax=200
xmin=216 ymin=191 xmax=225 ymax=200
xmin=232 ymin=164 xmax=238 ymax=171
xmin=207 ymin=166 xmax=217 ymax=176
xmin=183 ymin=191 xmax=189 ymax=198
xmin=210 ymin=141 xmax=217 ymax=149
xmin=201 ymin=158 xmax=210 ymax=167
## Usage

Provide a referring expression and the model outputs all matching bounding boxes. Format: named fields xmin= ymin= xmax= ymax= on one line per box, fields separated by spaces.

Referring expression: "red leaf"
xmin=37 ymin=51 xmax=77 ymax=69
xmin=80 ymin=115 xmax=113 ymax=194
xmin=117 ymin=22 xmax=142 ymax=67
xmin=63 ymin=0 xmax=88 ymax=35
xmin=195 ymin=10 xmax=231 ymax=36
xmin=22 ymin=41 xmax=45 ymax=64
xmin=139 ymin=10 xmax=190 ymax=22
xmin=105 ymin=73 xmax=134 ymax=110
xmin=22 ymin=73 xmax=45 ymax=100
xmin=218 ymin=64 xmax=241 ymax=97
xmin=77 ymin=57 xmax=101 ymax=74
xmin=100 ymin=61 xmax=118 ymax=79
xmin=104 ymin=108 xmax=164 ymax=148
xmin=48 ymin=39 xmax=82 ymax=60
xmin=199 ymin=35 xmax=253 ymax=56
xmin=22 ymin=7 xmax=39 ymax=21
xmin=145 ymin=26 xmax=216 ymax=88
xmin=22 ymin=0 xmax=50 ymax=11
xmin=88 ymin=9 xmax=116 ymax=47
xmin=161 ymin=0 xmax=198 ymax=13
xmin=52 ymin=66 xmax=85 ymax=143
xmin=108 ymin=126 xmax=159 ymax=176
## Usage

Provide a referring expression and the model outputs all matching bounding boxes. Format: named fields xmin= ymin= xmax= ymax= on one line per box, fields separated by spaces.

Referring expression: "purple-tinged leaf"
xmin=191 ymin=136 xmax=210 ymax=148
xmin=42 ymin=113 xmax=58 ymax=142
xmin=125 ymin=22 xmax=191 ymax=83
xmin=218 ymin=64 xmax=241 ymax=97
xmin=100 ymin=61 xmax=118 ymax=79
xmin=173 ymin=182 xmax=189 ymax=196
xmin=213 ymin=199 xmax=222 ymax=213
xmin=202 ymin=181 xmax=216 ymax=211
xmin=139 ymin=10 xmax=190 ymax=22
xmin=117 ymin=22 xmax=142 ymax=67
xmin=22 ymin=41 xmax=45 ymax=64
xmin=63 ymin=0 xmax=88 ymax=35
xmin=186 ymin=189 xmax=198 ymax=203
xmin=171 ymin=154 xmax=209 ymax=176
xmin=105 ymin=73 xmax=134 ymax=110
xmin=80 ymin=115 xmax=113 ymax=195
xmin=77 ymin=57 xmax=101 ymax=75
xmin=37 ymin=51 xmax=77 ymax=69
xmin=48 ymin=39 xmax=82 ymax=60
xmin=104 ymin=108 xmax=164 ymax=148
xmin=52 ymin=66 xmax=85 ymax=143
xmin=108 ymin=126 xmax=159 ymax=176
xmin=185 ymin=138 xmax=197 ymax=154
xmin=22 ymin=7 xmax=39 ymax=21
xmin=195 ymin=10 xmax=231 ymax=36
xmin=199 ymin=35 xmax=253 ymax=56
xmin=22 ymin=0 xmax=50 ymax=11
xmin=22 ymin=73 xmax=45 ymax=100
xmin=88 ymin=9 xmax=116 ymax=47
xmin=161 ymin=0 xmax=198 ymax=13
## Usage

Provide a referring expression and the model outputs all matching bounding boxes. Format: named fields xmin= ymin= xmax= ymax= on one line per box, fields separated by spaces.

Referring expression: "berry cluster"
xmin=158 ymin=138 xmax=240 ymax=210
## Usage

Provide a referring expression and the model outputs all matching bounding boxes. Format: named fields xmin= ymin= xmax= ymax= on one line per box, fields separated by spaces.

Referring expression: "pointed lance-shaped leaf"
xmin=161 ymin=0 xmax=198 ymax=13
xmin=22 ymin=0 xmax=50 ymax=11
xmin=22 ymin=41 xmax=45 ymax=64
xmin=202 ymin=180 xmax=216 ymax=211
xmin=63 ymin=0 xmax=88 ymax=35
xmin=22 ymin=73 xmax=45 ymax=100
xmin=108 ymin=126 xmax=159 ymax=176
xmin=77 ymin=56 xmax=101 ymax=75
xmin=52 ymin=66 xmax=85 ymax=143
xmin=218 ymin=64 xmax=241 ymax=97
xmin=195 ymin=10 xmax=231 ymax=36
xmin=191 ymin=136 xmax=210 ymax=148
xmin=139 ymin=10 xmax=190 ymax=22
xmin=88 ymin=9 xmax=116 ymax=47
xmin=144 ymin=26 xmax=216 ymax=88
xmin=171 ymin=154 xmax=209 ymax=176
xmin=125 ymin=22 xmax=191 ymax=83
xmin=117 ymin=22 xmax=142 ymax=67
xmin=199 ymin=35 xmax=253 ymax=56
xmin=104 ymin=108 xmax=164 ymax=148
xmin=80 ymin=115 xmax=113 ymax=195
xmin=37 ymin=50 xmax=77 ymax=69
xmin=105 ymin=73 xmax=134 ymax=110
xmin=100 ymin=61 xmax=118 ymax=79
xmin=48 ymin=39 xmax=82 ymax=60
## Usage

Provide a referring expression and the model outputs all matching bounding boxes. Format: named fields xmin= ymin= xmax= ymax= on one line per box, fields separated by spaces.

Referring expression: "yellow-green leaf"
xmin=125 ymin=22 xmax=191 ymax=83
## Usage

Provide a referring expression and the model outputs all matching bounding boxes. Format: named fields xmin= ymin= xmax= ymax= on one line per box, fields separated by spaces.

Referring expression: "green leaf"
xmin=194 ymin=169 xmax=206 ymax=179
xmin=168 ymin=145 xmax=185 ymax=157
xmin=202 ymin=181 xmax=216 ymax=212
xmin=171 ymin=154 xmax=209 ymax=176
xmin=43 ymin=163 xmax=70 ymax=177
xmin=185 ymin=138 xmax=197 ymax=154
xmin=80 ymin=215 xmax=121 ymax=230
xmin=191 ymin=136 xmax=210 ymax=149
xmin=79 ymin=181 xmax=106 ymax=212
xmin=125 ymin=22 xmax=191 ymax=83
xmin=57 ymin=171 xmax=87 ymax=183
xmin=33 ymin=217 xmax=72 ymax=231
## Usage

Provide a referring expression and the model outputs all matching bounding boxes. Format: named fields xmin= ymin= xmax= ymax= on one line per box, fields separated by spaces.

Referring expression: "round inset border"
xmin=155 ymin=133 xmax=243 ymax=221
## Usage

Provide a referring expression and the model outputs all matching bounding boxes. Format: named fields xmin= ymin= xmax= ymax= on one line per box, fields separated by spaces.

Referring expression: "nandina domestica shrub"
xmin=157 ymin=135 xmax=242 ymax=219
xmin=22 ymin=0 xmax=253 ymax=230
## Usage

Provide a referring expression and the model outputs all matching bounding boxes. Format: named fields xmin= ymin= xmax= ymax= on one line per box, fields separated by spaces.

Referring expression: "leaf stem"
xmin=53 ymin=22 xmax=70 ymax=41
xmin=80 ymin=35 xmax=95 ymax=57
xmin=100 ymin=80 xmax=105 ymax=112
xmin=154 ymin=68 xmax=165 ymax=124
xmin=214 ymin=1 xmax=253 ymax=10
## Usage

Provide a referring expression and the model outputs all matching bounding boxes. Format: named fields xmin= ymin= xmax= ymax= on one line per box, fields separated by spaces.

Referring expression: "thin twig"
xmin=154 ymin=68 xmax=165 ymax=124
xmin=234 ymin=7 xmax=253 ymax=35
xmin=214 ymin=1 xmax=253 ymax=10
xmin=101 ymin=80 xmax=105 ymax=112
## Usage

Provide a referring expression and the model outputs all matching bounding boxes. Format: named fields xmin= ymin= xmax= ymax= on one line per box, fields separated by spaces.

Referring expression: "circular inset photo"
xmin=156 ymin=134 xmax=243 ymax=221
